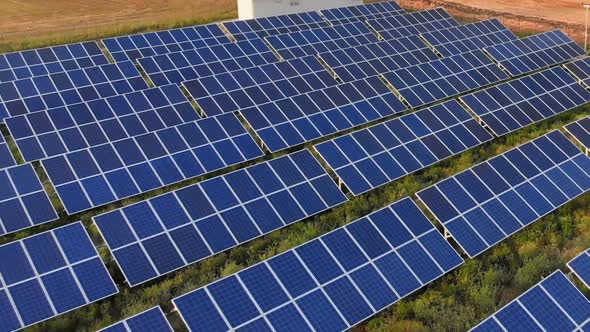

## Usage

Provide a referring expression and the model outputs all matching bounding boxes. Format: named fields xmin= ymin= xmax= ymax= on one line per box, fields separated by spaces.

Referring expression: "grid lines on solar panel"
xmin=42 ymin=113 xmax=264 ymax=215
xmin=93 ymin=149 xmax=348 ymax=287
xmin=103 ymin=23 xmax=228 ymax=62
xmin=315 ymin=100 xmax=493 ymax=196
xmin=0 ymin=221 xmax=118 ymax=332
xmin=568 ymin=248 xmax=590 ymax=291
xmin=319 ymin=35 xmax=440 ymax=82
xmin=0 ymin=163 xmax=58 ymax=237
xmin=417 ymin=130 xmax=590 ymax=258
xmin=485 ymin=30 xmax=585 ymax=76
xmin=564 ymin=56 xmax=590 ymax=87
xmin=382 ymin=50 xmax=509 ymax=109
xmin=366 ymin=8 xmax=459 ymax=41
xmin=265 ymin=21 xmax=378 ymax=60
xmin=0 ymin=61 xmax=148 ymax=122
xmin=0 ymin=41 xmax=108 ymax=83
xmin=320 ymin=1 xmax=405 ymax=25
xmin=99 ymin=306 xmax=173 ymax=332
xmin=564 ymin=116 xmax=590 ymax=152
xmin=461 ymin=67 xmax=590 ymax=137
xmin=224 ymin=12 xmax=329 ymax=41
xmin=0 ymin=134 xmax=16 ymax=170
xmin=240 ymin=75 xmax=408 ymax=153
xmin=5 ymin=84 xmax=200 ymax=162
xmin=182 ymin=55 xmax=338 ymax=116
xmin=421 ymin=19 xmax=518 ymax=57
xmin=172 ymin=197 xmax=463 ymax=332
xmin=137 ymin=38 xmax=278 ymax=86
xmin=470 ymin=270 xmax=590 ymax=332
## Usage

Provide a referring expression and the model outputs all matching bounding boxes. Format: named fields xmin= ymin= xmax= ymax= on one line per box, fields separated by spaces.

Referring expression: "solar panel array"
xmin=320 ymin=1 xmax=405 ymax=25
xmin=103 ymin=23 xmax=229 ymax=62
xmin=315 ymin=100 xmax=493 ymax=196
xmin=485 ymin=30 xmax=586 ymax=76
xmin=0 ymin=163 xmax=58 ymax=236
xmin=418 ymin=131 xmax=590 ymax=258
xmin=6 ymin=84 xmax=200 ymax=162
xmin=241 ymin=76 xmax=407 ymax=153
xmin=367 ymin=8 xmax=458 ymax=40
xmin=0 ymin=222 xmax=118 ymax=331
xmin=137 ymin=38 xmax=278 ymax=86
xmin=0 ymin=61 xmax=148 ymax=122
xmin=421 ymin=19 xmax=517 ymax=57
xmin=569 ymin=248 xmax=590 ymax=291
xmin=564 ymin=116 xmax=590 ymax=151
xmin=0 ymin=134 xmax=16 ymax=170
xmin=564 ymin=56 xmax=590 ymax=87
xmin=224 ymin=12 xmax=329 ymax=41
xmin=461 ymin=67 xmax=590 ymax=137
xmin=382 ymin=50 xmax=509 ymax=108
xmin=183 ymin=55 xmax=337 ymax=116
xmin=100 ymin=306 xmax=173 ymax=332
xmin=470 ymin=271 xmax=590 ymax=332
xmin=94 ymin=149 xmax=347 ymax=286
xmin=0 ymin=41 xmax=108 ymax=83
xmin=42 ymin=113 xmax=263 ymax=214
xmin=173 ymin=197 xmax=463 ymax=332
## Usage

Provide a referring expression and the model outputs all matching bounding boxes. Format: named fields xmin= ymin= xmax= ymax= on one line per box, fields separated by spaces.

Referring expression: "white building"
xmin=238 ymin=0 xmax=364 ymax=20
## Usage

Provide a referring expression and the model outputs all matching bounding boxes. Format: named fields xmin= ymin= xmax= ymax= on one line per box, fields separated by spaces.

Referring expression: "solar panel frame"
xmin=172 ymin=197 xmax=463 ymax=332
xmin=99 ymin=306 xmax=173 ymax=332
xmin=417 ymin=130 xmax=590 ymax=258
xmin=0 ymin=221 xmax=118 ymax=331
xmin=0 ymin=134 xmax=16 ymax=170
xmin=93 ymin=149 xmax=348 ymax=287
xmin=564 ymin=116 xmax=590 ymax=152
xmin=0 ymin=41 xmax=109 ymax=83
xmin=366 ymin=8 xmax=459 ymax=41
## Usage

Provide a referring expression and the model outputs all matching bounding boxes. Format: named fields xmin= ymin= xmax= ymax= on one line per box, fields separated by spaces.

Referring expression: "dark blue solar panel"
xmin=568 ymin=248 xmax=590 ymax=290
xmin=173 ymin=197 xmax=463 ymax=332
xmin=564 ymin=116 xmax=590 ymax=152
xmin=367 ymin=8 xmax=458 ymax=41
xmin=418 ymin=131 xmax=590 ymax=257
xmin=100 ymin=306 xmax=172 ymax=332
xmin=224 ymin=11 xmax=329 ymax=41
xmin=0 ymin=134 xmax=16 ymax=170
xmin=94 ymin=149 xmax=347 ymax=286
xmin=0 ymin=222 xmax=118 ymax=331
xmin=564 ymin=56 xmax=590 ymax=87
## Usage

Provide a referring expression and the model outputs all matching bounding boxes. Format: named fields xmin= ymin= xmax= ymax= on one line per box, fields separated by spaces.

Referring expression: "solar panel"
xmin=321 ymin=1 xmax=405 ymax=25
xmin=421 ymin=19 xmax=517 ymax=57
xmin=0 ymin=41 xmax=108 ymax=83
xmin=94 ymin=149 xmax=347 ymax=286
xmin=315 ymin=100 xmax=493 ymax=196
xmin=485 ymin=30 xmax=585 ymax=76
xmin=319 ymin=35 xmax=440 ymax=82
xmin=99 ymin=306 xmax=173 ymax=332
xmin=6 ymin=84 xmax=200 ymax=162
xmin=564 ymin=56 xmax=590 ymax=87
xmin=173 ymin=197 xmax=463 ymax=332
xmin=224 ymin=12 xmax=329 ymax=41
xmin=0 ymin=221 xmax=118 ymax=331
xmin=0 ymin=134 xmax=16 ymax=170
xmin=0 ymin=163 xmax=58 ymax=236
xmin=367 ymin=8 xmax=459 ymax=41
xmin=568 ymin=248 xmax=590 ymax=290
xmin=382 ymin=50 xmax=509 ymax=108
xmin=461 ymin=67 xmax=590 ymax=137
xmin=240 ymin=75 xmax=407 ymax=153
xmin=564 ymin=116 xmax=590 ymax=152
xmin=0 ymin=61 xmax=148 ymax=122
xmin=103 ymin=23 xmax=229 ymax=62
xmin=470 ymin=270 xmax=590 ymax=332
xmin=137 ymin=38 xmax=278 ymax=86
xmin=183 ymin=55 xmax=337 ymax=116
xmin=42 ymin=113 xmax=263 ymax=215
xmin=417 ymin=130 xmax=590 ymax=258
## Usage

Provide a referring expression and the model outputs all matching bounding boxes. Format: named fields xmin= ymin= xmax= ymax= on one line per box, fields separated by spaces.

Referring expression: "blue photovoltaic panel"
xmin=320 ymin=1 xmax=405 ymax=25
xmin=568 ymin=248 xmax=590 ymax=290
xmin=421 ymin=19 xmax=517 ymax=57
xmin=0 ymin=61 xmax=148 ymax=122
xmin=319 ymin=35 xmax=439 ymax=82
xmin=224 ymin=12 xmax=329 ymax=41
xmin=461 ymin=67 xmax=590 ymax=137
xmin=470 ymin=271 xmax=590 ymax=332
xmin=183 ymin=55 xmax=337 ymax=116
xmin=0 ymin=41 xmax=108 ymax=83
xmin=485 ymin=30 xmax=585 ymax=76
xmin=564 ymin=56 xmax=590 ymax=87
xmin=99 ymin=306 xmax=173 ymax=332
xmin=564 ymin=116 xmax=590 ymax=151
xmin=137 ymin=38 xmax=278 ymax=86
xmin=0 ymin=163 xmax=58 ymax=237
xmin=103 ymin=23 xmax=228 ymax=62
xmin=315 ymin=100 xmax=493 ymax=196
xmin=173 ymin=197 xmax=463 ymax=332
xmin=0 ymin=221 xmax=118 ymax=331
xmin=367 ymin=8 xmax=459 ymax=41
xmin=6 ymin=84 xmax=200 ymax=162
xmin=382 ymin=50 xmax=509 ymax=108
xmin=418 ymin=131 xmax=590 ymax=257
xmin=94 ymin=149 xmax=347 ymax=286
xmin=42 ymin=113 xmax=264 ymax=214
xmin=240 ymin=75 xmax=407 ymax=153
xmin=0 ymin=134 xmax=16 ymax=170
